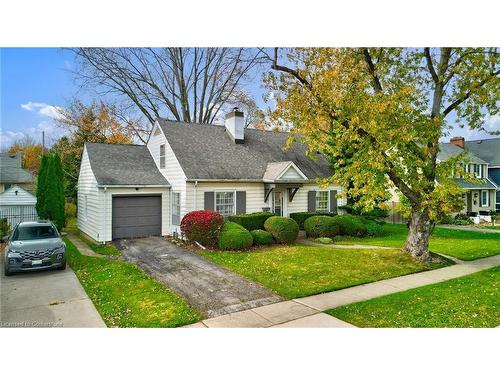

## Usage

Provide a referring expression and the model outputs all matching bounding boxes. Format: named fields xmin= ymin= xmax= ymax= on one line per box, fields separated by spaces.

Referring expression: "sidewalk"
xmin=66 ymin=233 xmax=105 ymax=257
xmin=438 ymin=224 xmax=500 ymax=234
xmin=185 ymin=254 xmax=500 ymax=328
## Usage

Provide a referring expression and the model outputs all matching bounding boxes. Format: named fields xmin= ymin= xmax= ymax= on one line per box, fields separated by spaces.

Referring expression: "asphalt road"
xmin=0 ymin=255 xmax=106 ymax=328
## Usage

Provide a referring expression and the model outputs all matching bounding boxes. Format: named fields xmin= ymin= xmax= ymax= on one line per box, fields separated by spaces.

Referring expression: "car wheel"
xmin=4 ymin=267 xmax=13 ymax=276
xmin=58 ymin=261 xmax=66 ymax=270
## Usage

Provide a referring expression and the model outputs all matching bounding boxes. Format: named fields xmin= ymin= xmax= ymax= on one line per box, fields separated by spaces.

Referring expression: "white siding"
xmin=279 ymin=167 xmax=303 ymax=180
xmin=186 ymin=182 xmax=269 ymax=215
xmin=287 ymin=184 xmax=346 ymax=214
xmin=100 ymin=187 xmax=170 ymax=242
xmin=0 ymin=185 xmax=36 ymax=206
xmin=77 ymin=146 xmax=101 ymax=241
xmin=147 ymin=122 xmax=187 ymax=231
xmin=185 ymin=181 xmax=345 ymax=218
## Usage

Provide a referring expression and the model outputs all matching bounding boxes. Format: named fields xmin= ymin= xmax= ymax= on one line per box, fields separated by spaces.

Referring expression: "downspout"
xmin=194 ymin=181 xmax=198 ymax=210
xmin=103 ymin=186 xmax=107 ymax=244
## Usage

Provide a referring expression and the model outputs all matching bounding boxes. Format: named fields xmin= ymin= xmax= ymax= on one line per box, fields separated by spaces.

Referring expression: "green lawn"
xmin=200 ymin=245 xmax=448 ymax=299
xmin=65 ymin=217 xmax=121 ymax=256
xmin=336 ymin=223 xmax=500 ymax=261
xmin=64 ymin=237 xmax=199 ymax=327
xmin=327 ymin=267 xmax=500 ymax=328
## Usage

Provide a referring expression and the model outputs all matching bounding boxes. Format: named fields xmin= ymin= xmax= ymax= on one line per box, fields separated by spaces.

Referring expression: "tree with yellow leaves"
xmin=265 ymin=48 xmax=499 ymax=262
xmin=52 ymin=100 xmax=134 ymax=198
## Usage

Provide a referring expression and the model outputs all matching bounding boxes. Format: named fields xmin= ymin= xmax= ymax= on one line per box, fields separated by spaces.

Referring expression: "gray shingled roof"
xmin=464 ymin=138 xmax=500 ymax=166
xmin=437 ymin=143 xmax=487 ymax=164
xmin=0 ymin=153 xmax=35 ymax=183
xmin=157 ymin=119 xmax=332 ymax=180
xmin=85 ymin=143 xmax=169 ymax=186
xmin=453 ymin=178 xmax=497 ymax=189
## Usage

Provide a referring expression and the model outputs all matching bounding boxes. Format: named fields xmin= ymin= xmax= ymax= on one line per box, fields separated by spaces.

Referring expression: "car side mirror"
xmin=60 ymin=231 xmax=68 ymax=237
xmin=2 ymin=235 xmax=9 ymax=242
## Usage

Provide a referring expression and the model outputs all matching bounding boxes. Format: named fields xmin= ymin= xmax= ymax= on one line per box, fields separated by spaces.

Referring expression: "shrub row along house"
xmin=77 ymin=109 xmax=345 ymax=242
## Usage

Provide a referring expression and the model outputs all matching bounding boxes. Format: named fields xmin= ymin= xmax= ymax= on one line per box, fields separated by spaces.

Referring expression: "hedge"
xmin=264 ymin=216 xmax=299 ymax=244
xmin=331 ymin=214 xmax=368 ymax=237
xmin=304 ymin=215 xmax=340 ymax=238
xmin=314 ymin=237 xmax=334 ymax=244
xmin=229 ymin=212 xmax=276 ymax=231
xmin=218 ymin=222 xmax=254 ymax=251
xmin=290 ymin=212 xmax=337 ymax=229
xmin=250 ymin=229 xmax=274 ymax=246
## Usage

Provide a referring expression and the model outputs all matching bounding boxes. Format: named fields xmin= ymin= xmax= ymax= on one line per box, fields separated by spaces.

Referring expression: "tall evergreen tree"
xmin=35 ymin=154 xmax=49 ymax=219
xmin=51 ymin=153 xmax=65 ymax=229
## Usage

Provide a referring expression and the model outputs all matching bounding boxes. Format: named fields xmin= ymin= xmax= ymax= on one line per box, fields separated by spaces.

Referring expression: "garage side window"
xmin=172 ymin=192 xmax=181 ymax=225
xmin=160 ymin=144 xmax=166 ymax=169
xmin=215 ymin=191 xmax=235 ymax=219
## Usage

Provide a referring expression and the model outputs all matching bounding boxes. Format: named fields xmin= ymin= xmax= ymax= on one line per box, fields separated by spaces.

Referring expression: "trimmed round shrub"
xmin=251 ymin=229 xmax=274 ymax=246
xmin=263 ymin=216 xmax=299 ymax=244
xmin=229 ymin=212 xmax=276 ymax=231
xmin=218 ymin=222 xmax=253 ymax=250
xmin=313 ymin=237 xmax=334 ymax=244
xmin=304 ymin=215 xmax=340 ymax=238
xmin=180 ymin=210 xmax=224 ymax=247
xmin=365 ymin=220 xmax=381 ymax=236
xmin=290 ymin=211 xmax=337 ymax=229
xmin=331 ymin=214 xmax=368 ymax=237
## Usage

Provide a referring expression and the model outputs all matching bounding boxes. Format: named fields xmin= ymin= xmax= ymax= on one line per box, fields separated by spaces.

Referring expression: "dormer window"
xmin=160 ymin=144 xmax=166 ymax=169
xmin=473 ymin=164 xmax=482 ymax=178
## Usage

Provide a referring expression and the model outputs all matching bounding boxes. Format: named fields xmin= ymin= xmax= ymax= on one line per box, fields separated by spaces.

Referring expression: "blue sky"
xmin=1 ymin=48 xmax=498 ymax=149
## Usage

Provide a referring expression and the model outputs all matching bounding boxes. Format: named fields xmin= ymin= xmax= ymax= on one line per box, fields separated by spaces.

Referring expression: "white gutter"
xmin=97 ymin=184 xmax=171 ymax=188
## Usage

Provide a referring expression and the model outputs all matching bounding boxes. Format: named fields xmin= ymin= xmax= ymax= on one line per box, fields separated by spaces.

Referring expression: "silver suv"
xmin=3 ymin=221 xmax=66 ymax=276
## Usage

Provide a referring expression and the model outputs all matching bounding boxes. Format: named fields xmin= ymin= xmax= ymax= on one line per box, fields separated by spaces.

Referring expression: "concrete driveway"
xmin=116 ymin=237 xmax=283 ymax=318
xmin=0 ymin=256 xmax=106 ymax=328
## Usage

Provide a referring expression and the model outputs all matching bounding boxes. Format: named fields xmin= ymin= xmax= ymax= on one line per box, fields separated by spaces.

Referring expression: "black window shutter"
xmin=204 ymin=192 xmax=214 ymax=211
xmin=236 ymin=191 xmax=246 ymax=214
xmin=330 ymin=190 xmax=337 ymax=213
xmin=307 ymin=191 xmax=316 ymax=212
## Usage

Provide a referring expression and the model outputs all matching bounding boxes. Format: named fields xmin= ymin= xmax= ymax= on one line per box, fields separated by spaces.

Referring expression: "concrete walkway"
xmin=0 ymin=256 xmax=106 ymax=328
xmin=67 ymin=233 xmax=105 ymax=257
xmin=438 ymin=224 xmax=500 ymax=234
xmin=116 ymin=237 xmax=283 ymax=318
xmin=186 ymin=254 xmax=500 ymax=328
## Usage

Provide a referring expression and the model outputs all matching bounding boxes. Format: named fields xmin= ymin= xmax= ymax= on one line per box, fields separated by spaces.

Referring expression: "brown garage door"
xmin=112 ymin=195 xmax=161 ymax=239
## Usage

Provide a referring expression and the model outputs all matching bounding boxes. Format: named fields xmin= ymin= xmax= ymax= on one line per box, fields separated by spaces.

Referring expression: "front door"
xmin=273 ymin=191 xmax=284 ymax=216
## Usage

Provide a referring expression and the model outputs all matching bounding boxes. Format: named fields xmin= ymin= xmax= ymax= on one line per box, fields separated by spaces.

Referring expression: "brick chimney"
xmin=225 ymin=107 xmax=245 ymax=144
xmin=450 ymin=136 xmax=465 ymax=148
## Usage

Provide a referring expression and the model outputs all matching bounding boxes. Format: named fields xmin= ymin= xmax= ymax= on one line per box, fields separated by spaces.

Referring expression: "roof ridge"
xmin=157 ymin=117 xmax=287 ymax=134
xmin=85 ymin=142 xmax=145 ymax=147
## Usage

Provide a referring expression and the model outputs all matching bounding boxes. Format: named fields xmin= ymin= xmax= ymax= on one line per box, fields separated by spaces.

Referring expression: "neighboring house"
xmin=78 ymin=109 xmax=344 ymax=242
xmin=0 ymin=152 xmax=35 ymax=193
xmin=0 ymin=185 xmax=38 ymax=228
xmin=388 ymin=136 xmax=499 ymax=220
xmin=461 ymin=137 xmax=500 ymax=213
xmin=0 ymin=153 xmax=38 ymax=228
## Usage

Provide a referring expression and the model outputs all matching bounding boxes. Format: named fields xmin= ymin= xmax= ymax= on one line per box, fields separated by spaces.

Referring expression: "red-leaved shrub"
xmin=180 ymin=210 xmax=224 ymax=247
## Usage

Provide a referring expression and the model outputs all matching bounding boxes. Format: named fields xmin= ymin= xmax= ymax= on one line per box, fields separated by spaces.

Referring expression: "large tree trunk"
xmin=404 ymin=208 xmax=432 ymax=262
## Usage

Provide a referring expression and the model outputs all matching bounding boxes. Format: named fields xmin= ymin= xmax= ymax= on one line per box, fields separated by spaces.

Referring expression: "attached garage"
xmin=112 ymin=195 xmax=162 ymax=239
xmin=78 ymin=143 xmax=170 ymax=243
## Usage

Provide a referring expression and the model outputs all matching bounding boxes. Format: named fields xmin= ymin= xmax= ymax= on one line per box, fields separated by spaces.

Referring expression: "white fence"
xmin=0 ymin=205 xmax=39 ymax=229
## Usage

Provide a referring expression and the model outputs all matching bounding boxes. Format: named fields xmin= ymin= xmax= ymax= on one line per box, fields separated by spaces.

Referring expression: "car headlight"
xmin=52 ymin=245 xmax=65 ymax=253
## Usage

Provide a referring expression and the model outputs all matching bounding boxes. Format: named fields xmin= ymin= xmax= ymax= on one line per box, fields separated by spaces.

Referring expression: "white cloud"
xmin=20 ymin=101 xmax=63 ymax=120
xmin=0 ymin=121 xmax=68 ymax=150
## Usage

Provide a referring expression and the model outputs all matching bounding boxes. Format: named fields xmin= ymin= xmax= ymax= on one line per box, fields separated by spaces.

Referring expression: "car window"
xmin=12 ymin=225 xmax=59 ymax=241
